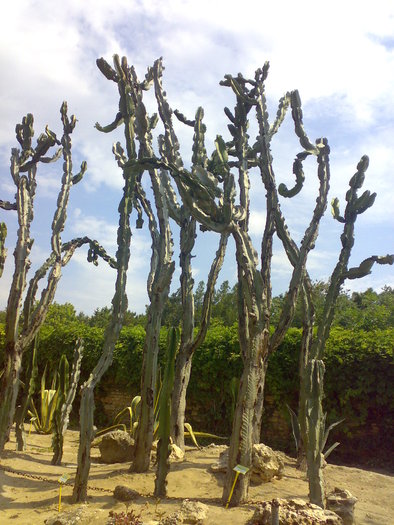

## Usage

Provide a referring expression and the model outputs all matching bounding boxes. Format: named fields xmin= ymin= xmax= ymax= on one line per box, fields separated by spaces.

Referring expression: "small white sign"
xmin=233 ymin=464 xmax=249 ymax=475
xmin=58 ymin=474 xmax=69 ymax=484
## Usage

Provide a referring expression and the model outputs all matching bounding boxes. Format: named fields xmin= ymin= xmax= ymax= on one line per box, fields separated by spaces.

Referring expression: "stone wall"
xmin=95 ymin=386 xmax=294 ymax=452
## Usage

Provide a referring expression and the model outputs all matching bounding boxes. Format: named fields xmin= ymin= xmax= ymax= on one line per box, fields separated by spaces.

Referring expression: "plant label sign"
xmin=58 ymin=473 xmax=69 ymax=485
xmin=233 ymin=464 xmax=249 ymax=475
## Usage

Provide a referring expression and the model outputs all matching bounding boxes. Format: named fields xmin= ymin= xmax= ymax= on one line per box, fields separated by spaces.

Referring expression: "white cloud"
xmin=0 ymin=0 xmax=393 ymax=314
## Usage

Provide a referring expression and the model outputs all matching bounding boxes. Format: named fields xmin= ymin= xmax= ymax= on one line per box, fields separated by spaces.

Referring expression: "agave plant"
xmin=28 ymin=366 xmax=58 ymax=434
xmin=287 ymin=404 xmax=344 ymax=460
xmin=113 ymin=395 xmax=141 ymax=436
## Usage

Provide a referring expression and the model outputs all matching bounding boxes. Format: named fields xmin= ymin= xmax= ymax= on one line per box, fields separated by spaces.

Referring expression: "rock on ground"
xmin=250 ymin=498 xmax=343 ymax=524
xmin=113 ymin=484 xmax=140 ymax=502
xmin=326 ymin=487 xmax=357 ymax=525
xmin=251 ymin=443 xmax=284 ymax=483
xmin=210 ymin=443 xmax=284 ymax=483
xmin=151 ymin=441 xmax=185 ymax=463
xmin=160 ymin=499 xmax=209 ymax=524
xmin=45 ymin=505 xmax=105 ymax=525
xmin=99 ymin=430 xmax=134 ymax=463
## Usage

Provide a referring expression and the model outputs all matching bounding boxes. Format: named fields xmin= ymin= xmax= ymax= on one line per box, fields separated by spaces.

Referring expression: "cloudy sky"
xmin=0 ymin=0 xmax=393 ymax=315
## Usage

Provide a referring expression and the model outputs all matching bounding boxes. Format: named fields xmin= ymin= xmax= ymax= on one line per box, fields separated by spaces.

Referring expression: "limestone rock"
xmin=99 ymin=430 xmax=134 ymax=463
xmin=250 ymin=498 xmax=343 ymax=524
xmin=160 ymin=500 xmax=209 ymax=525
xmin=180 ymin=499 xmax=208 ymax=524
xmin=326 ymin=487 xmax=357 ymax=525
xmin=45 ymin=505 xmax=104 ymax=524
xmin=251 ymin=443 xmax=284 ymax=483
xmin=151 ymin=441 xmax=185 ymax=463
xmin=170 ymin=443 xmax=185 ymax=461
xmin=44 ymin=507 xmax=84 ymax=525
xmin=113 ymin=484 xmax=139 ymax=502
xmin=209 ymin=443 xmax=284 ymax=483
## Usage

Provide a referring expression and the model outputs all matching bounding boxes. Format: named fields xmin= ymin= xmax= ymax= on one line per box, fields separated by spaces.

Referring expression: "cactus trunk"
xmin=154 ymin=327 xmax=179 ymax=497
xmin=132 ymin=303 xmax=167 ymax=472
xmin=222 ymin=327 xmax=265 ymax=506
xmin=0 ymin=347 xmax=22 ymax=452
xmin=171 ymin=353 xmax=192 ymax=450
xmin=52 ymin=341 xmax=83 ymax=465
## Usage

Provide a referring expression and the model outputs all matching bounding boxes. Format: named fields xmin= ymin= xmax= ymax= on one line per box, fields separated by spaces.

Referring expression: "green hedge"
xmin=1 ymin=322 xmax=392 ymax=465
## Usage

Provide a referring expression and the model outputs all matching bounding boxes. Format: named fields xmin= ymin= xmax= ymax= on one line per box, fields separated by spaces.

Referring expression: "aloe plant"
xmin=28 ymin=366 xmax=58 ymax=434
xmin=113 ymin=395 xmax=141 ymax=436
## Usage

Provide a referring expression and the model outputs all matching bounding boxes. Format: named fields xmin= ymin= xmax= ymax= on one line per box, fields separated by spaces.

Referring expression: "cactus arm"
xmin=95 ymin=112 xmax=124 ymax=133
xmin=290 ymin=90 xmax=319 ymax=154
xmin=268 ymin=92 xmax=291 ymax=140
xmin=191 ymin=231 xmax=229 ymax=352
xmin=52 ymin=342 xmax=84 ymax=465
xmin=331 ymin=197 xmax=345 ymax=223
xmin=314 ymin=155 xmax=374 ymax=358
xmin=270 ymin=139 xmax=330 ymax=352
xmin=344 ymin=253 xmax=393 ymax=280
xmin=61 ymin=237 xmax=117 ymax=268
xmin=65 ymin=340 xmax=84 ymax=419
xmin=153 ymin=58 xmax=183 ymax=168
xmin=39 ymin=146 xmax=63 ymax=165
xmin=0 ymin=201 xmax=17 ymax=211
xmin=0 ymin=223 xmax=7 ymax=278
xmin=161 ymin=170 xmax=182 ymax=223
xmin=278 ymin=151 xmax=309 ymax=198
xmin=96 ymin=57 xmax=119 ymax=82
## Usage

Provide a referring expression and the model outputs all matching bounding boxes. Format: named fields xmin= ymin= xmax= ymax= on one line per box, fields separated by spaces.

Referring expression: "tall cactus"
xmin=297 ymin=157 xmax=394 ymax=508
xmin=165 ymin=107 xmax=229 ymax=452
xmin=52 ymin=340 xmax=83 ymax=465
xmin=125 ymin=59 xmax=176 ymax=473
xmin=131 ymin=59 xmax=329 ymax=505
xmin=0 ymin=105 xmax=112 ymax=456
xmin=72 ymin=55 xmax=139 ymax=502
xmin=154 ymin=327 xmax=180 ymax=497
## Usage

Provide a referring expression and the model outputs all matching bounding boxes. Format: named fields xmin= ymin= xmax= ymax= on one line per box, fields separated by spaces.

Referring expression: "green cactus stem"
xmin=52 ymin=340 xmax=83 ymax=465
xmin=154 ymin=327 xmax=180 ymax=497
xmin=0 ymin=223 xmax=7 ymax=278
xmin=15 ymin=335 xmax=39 ymax=451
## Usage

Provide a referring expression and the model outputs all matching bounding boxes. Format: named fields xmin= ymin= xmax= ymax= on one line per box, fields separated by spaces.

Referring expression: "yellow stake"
xmin=225 ymin=464 xmax=250 ymax=508
xmin=58 ymin=484 xmax=62 ymax=513
xmin=225 ymin=471 xmax=240 ymax=508
xmin=57 ymin=473 xmax=69 ymax=513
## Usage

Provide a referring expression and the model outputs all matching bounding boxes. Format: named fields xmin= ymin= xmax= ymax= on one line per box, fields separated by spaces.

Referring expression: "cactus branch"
xmin=0 ymin=223 xmax=7 ymax=277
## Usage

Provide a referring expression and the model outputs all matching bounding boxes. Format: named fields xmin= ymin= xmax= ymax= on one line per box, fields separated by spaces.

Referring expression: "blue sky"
xmin=0 ymin=1 xmax=393 ymax=315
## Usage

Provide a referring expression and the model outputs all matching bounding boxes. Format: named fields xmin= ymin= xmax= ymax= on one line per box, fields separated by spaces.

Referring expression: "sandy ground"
xmin=0 ymin=428 xmax=393 ymax=524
